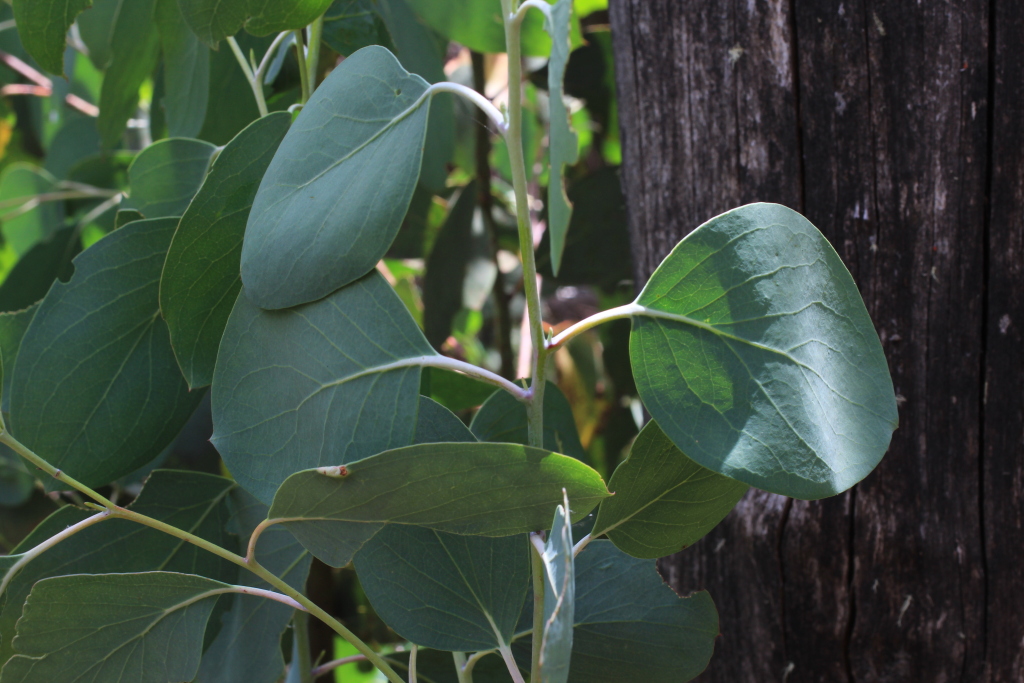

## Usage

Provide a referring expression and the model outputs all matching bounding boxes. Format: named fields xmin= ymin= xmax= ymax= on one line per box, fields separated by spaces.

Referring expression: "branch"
xmin=0 ymin=49 xmax=99 ymax=116
xmin=310 ymin=654 xmax=367 ymax=679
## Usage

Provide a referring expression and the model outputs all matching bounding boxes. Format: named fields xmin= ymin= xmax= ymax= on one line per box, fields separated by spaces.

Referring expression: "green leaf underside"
xmin=9 ymin=219 xmax=204 ymax=489
xmin=539 ymin=496 xmax=573 ymax=683
xmin=178 ymin=0 xmax=334 ymax=46
xmin=1 ymin=572 xmax=226 ymax=683
xmin=592 ymin=420 xmax=748 ymax=559
xmin=212 ymin=270 xmax=436 ymax=504
xmin=0 ymin=470 xmax=238 ymax=662
xmin=403 ymin=0 xmax=554 ymax=57
xmin=97 ymin=0 xmax=160 ymax=149
xmin=356 ymin=397 xmax=531 ymax=653
xmin=630 ymin=202 xmax=898 ymax=499
xmin=545 ymin=0 xmax=579 ymax=276
xmin=161 ymin=112 xmax=292 ymax=389
xmin=471 ymin=381 xmax=588 ymax=463
xmin=11 ymin=0 xmax=92 ymax=76
xmin=268 ymin=442 xmax=610 ymax=567
xmin=568 ymin=541 xmax=718 ymax=683
xmin=240 ymin=46 xmax=432 ymax=309
xmin=155 ymin=0 xmax=210 ymax=139
xmin=195 ymin=487 xmax=311 ymax=683
xmin=125 ymin=138 xmax=216 ymax=218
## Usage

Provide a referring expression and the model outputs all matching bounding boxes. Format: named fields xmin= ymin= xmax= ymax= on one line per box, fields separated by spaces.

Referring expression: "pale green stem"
xmin=306 ymin=15 xmax=324 ymax=92
xmin=295 ymin=30 xmax=311 ymax=104
xmin=512 ymin=0 xmax=552 ymax=26
xmin=571 ymin=532 xmax=592 ymax=558
xmin=501 ymin=0 xmax=547 ymax=449
xmin=310 ymin=654 xmax=366 ymax=678
xmin=0 ymin=510 xmax=111 ymax=597
xmin=498 ymin=644 xmax=526 ymax=683
xmin=227 ymin=36 xmax=269 ymax=116
xmin=0 ymin=431 xmax=405 ymax=683
xmin=427 ymin=82 xmax=508 ymax=133
xmin=256 ymin=31 xmax=293 ymax=85
xmin=293 ymin=610 xmax=314 ymax=683
xmin=529 ymin=532 xmax=546 ymax=682
xmin=453 ymin=652 xmax=473 ymax=683
xmin=409 ymin=644 xmax=419 ymax=683
xmin=546 ymin=303 xmax=641 ymax=350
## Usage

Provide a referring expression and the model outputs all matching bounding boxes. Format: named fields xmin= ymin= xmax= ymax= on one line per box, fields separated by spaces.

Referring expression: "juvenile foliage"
xmin=0 ymin=1 xmax=897 ymax=682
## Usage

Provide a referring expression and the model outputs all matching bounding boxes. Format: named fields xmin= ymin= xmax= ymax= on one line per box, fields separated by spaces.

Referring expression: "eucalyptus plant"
xmin=0 ymin=0 xmax=897 ymax=682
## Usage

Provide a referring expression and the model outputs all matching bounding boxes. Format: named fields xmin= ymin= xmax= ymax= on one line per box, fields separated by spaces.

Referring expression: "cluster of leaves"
xmin=0 ymin=1 xmax=898 ymax=682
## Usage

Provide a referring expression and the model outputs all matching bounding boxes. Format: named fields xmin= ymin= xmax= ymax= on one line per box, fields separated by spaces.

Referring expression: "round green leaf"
xmin=212 ymin=270 xmax=437 ymax=504
xmin=591 ymin=420 xmax=748 ymax=559
xmin=240 ymin=46 xmax=434 ymax=309
xmin=629 ymin=203 xmax=898 ymax=499
xmin=125 ymin=137 xmax=216 ymax=218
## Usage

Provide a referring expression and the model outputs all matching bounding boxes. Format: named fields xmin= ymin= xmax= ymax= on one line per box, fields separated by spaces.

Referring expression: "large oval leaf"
xmin=212 ymin=270 xmax=437 ymax=504
xmin=240 ymin=46 xmax=434 ymax=309
xmin=0 ymin=572 xmax=226 ymax=683
xmin=267 ymin=442 xmax=610 ymax=567
xmin=9 ymin=218 xmax=203 ymax=489
xmin=161 ymin=113 xmax=292 ymax=389
xmin=591 ymin=420 xmax=748 ymax=559
xmin=629 ymin=203 xmax=897 ymax=499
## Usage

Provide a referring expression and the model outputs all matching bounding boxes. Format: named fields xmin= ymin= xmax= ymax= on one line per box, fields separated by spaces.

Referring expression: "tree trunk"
xmin=609 ymin=1 xmax=1022 ymax=681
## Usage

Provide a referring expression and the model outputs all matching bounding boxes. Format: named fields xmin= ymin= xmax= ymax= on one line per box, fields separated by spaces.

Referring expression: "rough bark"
xmin=609 ymin=0 xmax=1021 ymax=681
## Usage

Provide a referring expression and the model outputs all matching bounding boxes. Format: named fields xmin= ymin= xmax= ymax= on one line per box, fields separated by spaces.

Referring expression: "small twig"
xmin=309 ymin=654 xmax=368 ymax=678
xmin=409 ymin=644 xmax=419 ymax=683
xmin=0 ymin=49 xmax=99 ymax=116
xmin=572 ymin=532 xmax=592 ymax=558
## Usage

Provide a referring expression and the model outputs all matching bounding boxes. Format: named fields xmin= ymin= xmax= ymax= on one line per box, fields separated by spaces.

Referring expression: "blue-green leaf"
xmin=125 ymin=137 xmax=216 ymax=218
xmin=96 ymin=0 xmax=160 ymax=149
xmin=241 ymin=46 xmax=434 ymax=309
xmin=11 ymin=0 xmax=92 ymax=76
xmin=629 ymin=203 xmax=898 ymax=499
xmin=471 ymin=381 xmax=588 ymax=463
xmin=544 ymin=0 xmax=579 ymax=275
xmin=212 ymin=270 xmax=437 ymax=503
xmin=156 ymin=0 xmax=210 ymax=138
xmin=539 ymin=492 xmax=573 ymax=683
xmin=591 ymin=420 xmax=748 ymax=558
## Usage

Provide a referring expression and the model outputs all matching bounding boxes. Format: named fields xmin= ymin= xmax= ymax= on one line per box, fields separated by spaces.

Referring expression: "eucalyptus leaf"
xmin=77 ymin=0 xmax=119 ymax=69
xmin=403 ymin=0 xmax=557 ymax=57
xmin=177 ymin=0 xmax=334 ymax=47
xmin=212 ymin=270 xmax=436 ymax=503
xmin=543 ymin=0 xmax=579 ymax=276
xmin=355 ymin=395 xmax=531 ymax=654
xmin=196 ymin=32 xmax=265 ymax=145
xmin=0 ymin=164 xmax=62 ymax=256
xmin=0 ymin=306 xmax=36 ymax=415
xmin=423 ymin=182 xmax=496 ymax=348
xmin=591 ymin=420 xmax=748 ymax=559
xmin=240 ymin=45 xmax=435 ymax=309
xmin=9 ymin=218 xmax=204 ymax=489
xmin=97 ymin=0 xmax=160 ymax=148
xmin=156 ymin=0 xmax=210 ymax=138
xmin=322 ymin=0 xmax=393 ymax=56
xmin=629 ymin=203 xmax=898 ymax=499
xmin=0 ymin=227 xmax=78 ymax=314
xmin=194 ymin=488 xmax=312 ymax=683
xmin=471 ymin=381 xmax=587 ymax=463
xmin=125 ymin=137 xmax=216 ymax=218
xmin=11 ymin=0 xmax=91 ymax=76
xmin=0 ymin=470 xmax=237 ymax=663
xmin=0 ymin=572 xmax=227 ymax=683
xmin=43 ymin=119 xmax=102 ymax=179
xmin=567 ymin=541 xmax=718 ymax=682
xmin=267 ymin=442 xmax=610 ymax=567
xmin=161 ymin=113 xmax=291 ymax=388
xmin=539 ymin=493 xmax=573 ymax=683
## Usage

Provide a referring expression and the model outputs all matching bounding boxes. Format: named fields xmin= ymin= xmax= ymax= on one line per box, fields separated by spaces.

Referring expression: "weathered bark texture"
xmin=609 ymin=1 xmax=1022 ymax=681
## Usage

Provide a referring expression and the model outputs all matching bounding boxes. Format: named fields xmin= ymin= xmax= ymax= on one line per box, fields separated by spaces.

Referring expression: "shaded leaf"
xmin=629 ymin=203 xmax=898 ymax=499
xmin=212 ymin=270 xmax=435 ymax=503
xmin=11 ymin=0 xmax=91 ymax=76
xmin=537 ymin=168 xmax=631 ymax=291
xmin=403 ymin=0 xmax=558 ymax=57
xmin=544 ymin=0 xmax=578 ymax=275
xmin=240 ymin=45 xmax=433 ymax=309
xmin=195 ymin=487 xmax=312 ymax=683
xmin=566 ymin=541 xmax=718 ymax=682
xmin=196 ymin=32 xmax=265 ymax=145
xmin=9 ymin=218 xmax=204 ymax=489
xmin=471 ymin=381 xmax=587 ymax=463
xmin=125 ymin=137 xmax=216 ymax=218
xmin=97 ymin=0 xmax=160 ymax=148
xmin=161 ymin=112 xmax=291 ymax=388
xmin=412 ymin=395 xmax=476 ymax=444
xmin=591 ymin=420 xmax=748 ymax=559
xmin=322 ymin=0 xmax=394 ymax=56
xmin=268 ymin=442 xmax=610 ymax=567
xmin=384 ymin=649 xmax=512 ymax=683
xmin=43 ymin=119 xmax=102 ymax=179
xmin=423 ymin=182 xmax=496 ymax=348
xmin=0 ymin=226 xmax=78 ymax=313
xmin=77 ymin=0 xmax=120 ymax=69
xmin=0 ymin=470 xmax=237 ymax=663
xmin=156 ymin=0 xmax=210 ymax=138
xmin=0 ymin=305 xmax=36 ymax=414
xmin=0 ymin=572 xmax=226 ymax=683
xmin=539 ymin=492 xmax=573 ymax=683
xmin=0 ymin=164 xmax=62 ymax=256
xmin=178 ymin=0 xmax=334 ymax=47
